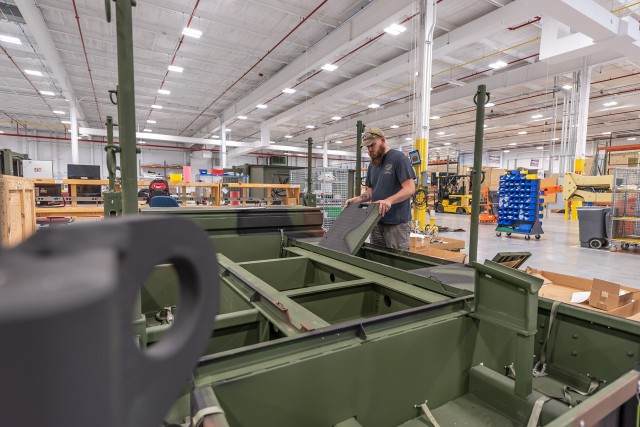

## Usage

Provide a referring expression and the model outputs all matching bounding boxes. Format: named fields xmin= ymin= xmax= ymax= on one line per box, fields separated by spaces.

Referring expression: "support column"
xmin=574 ymin=65 xmax=591 ymax=174
xmin=70 ymin=104 xmax=79 ymax=164
xmin=323 ymin=141 xmax=328 ymax=167
xmin=355 ymin=121 xmax=364 ymax=197
xmin=413 ymin=0 xmax=437 ymax=229
xmin=221 ymin=120 xmax=227 ymax=169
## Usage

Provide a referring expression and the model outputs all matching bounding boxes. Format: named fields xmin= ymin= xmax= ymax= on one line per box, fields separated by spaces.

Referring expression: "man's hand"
xmin=375 ymin=199 xmax=392 ymax=216
xmin=344 ymin=196 xmax=360 ymax=208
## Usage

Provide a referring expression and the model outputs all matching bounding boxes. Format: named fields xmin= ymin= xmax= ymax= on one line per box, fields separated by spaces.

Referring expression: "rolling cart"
xmin=609 ymin=167 xmax=640 ymax=251
xmin=495 ymin=170 xmax=544 ymax=240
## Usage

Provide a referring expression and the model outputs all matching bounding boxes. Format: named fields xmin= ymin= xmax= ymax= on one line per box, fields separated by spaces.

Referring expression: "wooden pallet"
xmin=0 ymin=175 xmax=36 ymax=248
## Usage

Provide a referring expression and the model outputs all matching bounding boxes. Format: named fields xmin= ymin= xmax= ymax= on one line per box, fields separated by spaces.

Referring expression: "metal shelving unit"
xmin=609 ymin=167 xmax=640 ymax=251
xmin=290 ymin=167 xmax=348 ymax=230
xmin=495 ymin=170 xmax=544 ymax=240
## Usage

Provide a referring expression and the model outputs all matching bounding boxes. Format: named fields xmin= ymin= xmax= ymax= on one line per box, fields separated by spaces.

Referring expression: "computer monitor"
xmin=67 ymin=164 xmax=100 ymax=179
xmin=67 ymin=164 xmax=102 ymax=204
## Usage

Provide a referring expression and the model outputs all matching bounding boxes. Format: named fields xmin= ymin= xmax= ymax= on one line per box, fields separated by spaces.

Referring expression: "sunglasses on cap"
xmin=363 ymin=131 xmax=384 ymax=139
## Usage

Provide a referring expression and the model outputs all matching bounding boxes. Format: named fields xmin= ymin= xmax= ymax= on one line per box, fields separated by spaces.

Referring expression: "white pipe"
xmin=70 ymin=105 xmax=79 ymax=164
xmin=221 ymin=118 xmax=227 ymax=169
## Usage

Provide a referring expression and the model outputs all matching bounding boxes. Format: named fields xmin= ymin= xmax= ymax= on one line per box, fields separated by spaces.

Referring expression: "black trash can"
xmin=577 ymin=207 xmax=610 ymax=249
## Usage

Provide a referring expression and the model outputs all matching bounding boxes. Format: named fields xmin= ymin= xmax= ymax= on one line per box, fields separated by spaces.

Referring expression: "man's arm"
xmin=377 ymin=178 xmax=415 ymax=216
xmin=344 ymin=187 xmax=372 ymax=207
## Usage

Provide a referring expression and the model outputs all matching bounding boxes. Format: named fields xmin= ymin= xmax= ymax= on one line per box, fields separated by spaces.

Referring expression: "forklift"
xmin=434 ymin=173 xmax=473 ymax=214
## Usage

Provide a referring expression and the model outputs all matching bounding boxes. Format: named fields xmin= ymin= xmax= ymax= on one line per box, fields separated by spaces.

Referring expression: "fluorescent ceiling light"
xmin=151 ymin=104 xmax=162 ymax=109
xmin=315 ymin=145 xmax=322 ymax=148
xmin=603 ymin=101 xmax=617 ymax=107
xmin=0 ymin=130 xmax=3 ymax=134
xmin=562 ymin=84 xmax=572 ymax=90
xmin=602 ymin=131 xmax=611 ymax=135
xmin=503 ymin=150 xmax=510 ymax=153
xmin=390 ymin=125 xmax=400 ymax=129
xmin=446 ymin=80 xmax=465 ymax=87
xmin=284 ymin=135 xmax=293 ymax=138
xmin=182 ymin=27 xmax=202 ymax=38
xmin=488 ymin=60 xmax=507 ymax=69
xmin=508 ymin=142 xmax=517 ymax=146
xmin=256 ymin=104 xmax=268 ymax=109
xmin=485 ymin=102 xmax=495 ymax=107
xmin=627 ymin=137 xmax=637 ymax=141
xmin=211 ymin=135 xmax=220 ymax=139
xmin=53 ymin=110 xmax=65 ymax=115
xmin=444 ymin=142 xmax=451 ymax=146
xmin=61 ymin=120 xmax=71 ymax=124
xmin=147 ymin=120 xmax=156 ymax=124
xmin=331 ymin=116 xmax=341 ymax=121
xmin=435 ymin=147 xmax=442 ymax=150
xmin=384 ymin=23 xmax=407 ymax=36
xmin=158 ymin=89 xmax=171 ymax=95
xmin=225 ymin=128 xmax=231 ymax=132
xmin=518 ymin=131 xmax=527 ymax=135
xmin=168 ymin=65 xmax=183 ymax=72
xmin=484 ymin=125 xmax=488 ymax=128
xmin=430 ymin=115 xmax=440 ymax=120
xmin=321 ymin=63 xmax=338 ymax=72
xmin=282 ymin=88 xmax=296 ymax=94
xmin=436 ymin=131 xmax=445 ymax=135
xmin=25 ymin=70 xmax=42 ymax=76
xmin=405 ymin=137 xmax=413 ymax=141
xmin=284 ymin=152 xmax=292 ymax=155
xmin=537 ymin=146 xmax=544 ymax=150
xmin=139 ymin=140 xmax=146 ymax=144
xmin=335 ymin=140 xmax=343 ymax=144
xmin=270 ymin=141 xmax=275 ymax=144
xmin=368 ymin=103 xmax=380 ymax=109
xmin=143 ymin=128 xmax=152 ymax=132
xmin=40 ymin=91 xmax=55 ymax=96
xmin=531 ymin=114 xmax=543 ymax=119
xmin=237 ymin=115 xmax=247 ymax=120
xmin=306 ymin=125 xmax=315 ymax=129
xmin=0 ymin=35 xmax=21 ymax=44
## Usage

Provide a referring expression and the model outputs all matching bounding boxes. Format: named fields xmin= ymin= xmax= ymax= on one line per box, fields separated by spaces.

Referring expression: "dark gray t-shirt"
xmin=365 ymin=149 xmax=416 ymax=225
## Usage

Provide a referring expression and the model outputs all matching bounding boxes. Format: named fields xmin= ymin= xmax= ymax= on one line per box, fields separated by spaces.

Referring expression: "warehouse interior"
xmin=1 ymin=1 xmax=640 ymax=426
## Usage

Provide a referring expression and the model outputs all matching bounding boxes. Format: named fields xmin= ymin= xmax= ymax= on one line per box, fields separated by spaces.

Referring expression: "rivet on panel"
xmin=572 ymin=334 xmax=578 ymax=339
xmin=628 ymin=351 xmax=634 ymax=357
xmin=571 ymin=351 xmax=578 ymax=356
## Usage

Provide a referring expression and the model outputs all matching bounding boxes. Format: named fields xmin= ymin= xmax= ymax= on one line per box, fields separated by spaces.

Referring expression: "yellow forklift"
xmin=434 ymin=173 xmax=473 ymax=214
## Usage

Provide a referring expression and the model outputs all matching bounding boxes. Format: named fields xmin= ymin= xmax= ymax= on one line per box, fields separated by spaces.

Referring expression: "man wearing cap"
xmin=345 ymin=128 xmax=416 ymax=250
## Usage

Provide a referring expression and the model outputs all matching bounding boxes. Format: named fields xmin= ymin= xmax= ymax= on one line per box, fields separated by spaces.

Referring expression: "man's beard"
xmin=369 ymin=145 xmax=385 ymax=165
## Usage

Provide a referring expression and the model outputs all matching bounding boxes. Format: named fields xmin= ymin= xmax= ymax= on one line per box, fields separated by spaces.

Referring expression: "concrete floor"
xmin=434 ymin=212 xmax=640 ymax=289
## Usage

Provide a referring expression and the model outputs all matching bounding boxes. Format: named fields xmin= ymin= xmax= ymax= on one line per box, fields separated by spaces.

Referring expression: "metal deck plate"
xmin=410 ymin=264 xmax=475 ymax=291
xmin=318 ymin=203 xmax=381 ymax=254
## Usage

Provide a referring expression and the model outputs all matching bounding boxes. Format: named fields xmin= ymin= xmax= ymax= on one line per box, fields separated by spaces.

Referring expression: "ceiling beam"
xmin=196 ymin=0 xmax=418 ymax=136
xmin=14 ymin=0 xmax=88 ymax=127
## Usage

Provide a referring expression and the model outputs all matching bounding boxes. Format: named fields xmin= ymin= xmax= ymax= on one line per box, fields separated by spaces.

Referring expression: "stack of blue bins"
xmin=497 ymin=170 xmax=544 ymax=234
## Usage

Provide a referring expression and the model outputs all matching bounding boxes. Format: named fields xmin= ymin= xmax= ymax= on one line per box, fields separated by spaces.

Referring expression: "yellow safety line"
xmin=612 ymin=1 xmax=640 ymax=13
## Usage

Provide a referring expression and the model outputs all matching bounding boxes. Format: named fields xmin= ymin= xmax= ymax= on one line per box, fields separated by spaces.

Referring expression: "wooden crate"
xmin=0 ymin=175 xmax=36 ymax=248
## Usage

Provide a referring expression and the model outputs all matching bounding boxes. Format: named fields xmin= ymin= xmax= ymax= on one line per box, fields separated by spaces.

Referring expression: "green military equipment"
xmin=103 ymin=116 xmax=122 ymax=217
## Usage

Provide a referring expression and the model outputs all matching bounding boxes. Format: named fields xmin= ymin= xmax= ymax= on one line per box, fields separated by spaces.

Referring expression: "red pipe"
xmin=0 ymin=45 xmax=58 ymax=123
xmin=71 ymin=0 xmax=102 ymax=125
xmin=144 ymin=0 xmax=202 ymax=122
xmin=508 ymin=17 xmax=541 ymax=31
xmin=179 ymin=0 xmax=330 ymax=135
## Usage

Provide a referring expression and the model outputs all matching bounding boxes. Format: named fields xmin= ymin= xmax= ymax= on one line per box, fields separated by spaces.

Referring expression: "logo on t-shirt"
xmin=383 ymin=164 xmax=393 ymax=175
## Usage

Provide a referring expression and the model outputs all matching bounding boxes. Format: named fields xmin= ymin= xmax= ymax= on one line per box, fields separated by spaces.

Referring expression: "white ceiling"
xmin=1 ymin=0 xmax=640 ymax=160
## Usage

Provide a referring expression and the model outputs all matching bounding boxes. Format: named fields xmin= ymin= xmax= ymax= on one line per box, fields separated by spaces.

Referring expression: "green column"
xmin=469 ymin=85 xmax=488 ymax=264
xmin=115 ymin=0 xmax=138 ymax=215
xmin=355 ymin=121 xmax=365 ymax=196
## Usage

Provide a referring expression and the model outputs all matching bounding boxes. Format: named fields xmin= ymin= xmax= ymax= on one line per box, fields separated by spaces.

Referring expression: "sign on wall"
xmin=22 ymin=160 xmax=53 ymax=179
xmin=530 ymin=159 xmax=540 ymax=167
xmin=488 ymin=153 xmax=501 ymax=166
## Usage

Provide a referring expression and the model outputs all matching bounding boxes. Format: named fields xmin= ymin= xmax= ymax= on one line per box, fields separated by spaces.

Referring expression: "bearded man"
xmin=344 ymin=128 xmax=416 ymax=250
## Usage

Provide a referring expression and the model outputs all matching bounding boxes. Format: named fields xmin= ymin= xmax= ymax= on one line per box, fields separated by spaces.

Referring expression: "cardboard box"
xmin=525 ymin=268 xmax=640 ymax=319
xmin=589 ymin=279 xmax=640 ymax=311
xmin=412 ymin=246 xmax=467 ymax=263
xmin=410 ymin=235 xmax=465 ymax=252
